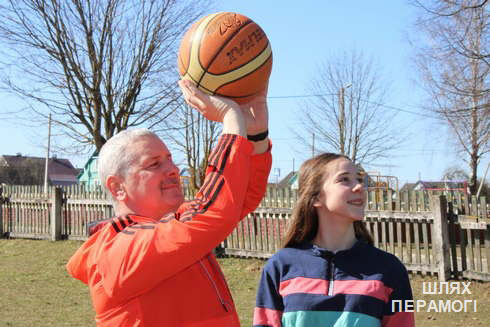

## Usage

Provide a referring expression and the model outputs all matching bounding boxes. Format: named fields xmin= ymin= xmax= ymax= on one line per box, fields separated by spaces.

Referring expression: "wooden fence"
xmin=0 ymin=184 xmax=489 ymax=281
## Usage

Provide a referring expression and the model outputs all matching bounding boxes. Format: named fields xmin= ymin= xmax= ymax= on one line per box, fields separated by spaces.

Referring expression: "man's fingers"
xmin=179 ymin=80 xmax=207 ymax=109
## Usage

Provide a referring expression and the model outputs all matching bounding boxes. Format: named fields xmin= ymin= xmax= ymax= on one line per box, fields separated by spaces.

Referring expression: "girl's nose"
xmin=352 ymin=182 xmax=364 ymax=192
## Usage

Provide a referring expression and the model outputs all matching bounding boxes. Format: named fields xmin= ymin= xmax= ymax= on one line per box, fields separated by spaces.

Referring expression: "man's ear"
xmin=106 ymin=175 xmax=126 ymax=201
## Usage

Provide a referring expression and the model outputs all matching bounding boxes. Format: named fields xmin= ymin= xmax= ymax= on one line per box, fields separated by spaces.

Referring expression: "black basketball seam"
xmin=182 ymin=14 xmax=223 ymax=79
xmin=213 ymin=52 xmax=272 ymax=99
xmin=212 ymin=31 xmax=270 ymax=75
xmin=197 ymin=16 xmax=254 ymax=89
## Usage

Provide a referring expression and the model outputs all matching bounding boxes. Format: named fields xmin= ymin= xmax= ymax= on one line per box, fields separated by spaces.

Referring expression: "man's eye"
xmin=149 ymin=161 xmax=160 ymax=168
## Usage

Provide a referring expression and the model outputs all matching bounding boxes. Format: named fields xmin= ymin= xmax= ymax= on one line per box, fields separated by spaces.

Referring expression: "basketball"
xmin=178 ymin=12 xmax=273 ymax=104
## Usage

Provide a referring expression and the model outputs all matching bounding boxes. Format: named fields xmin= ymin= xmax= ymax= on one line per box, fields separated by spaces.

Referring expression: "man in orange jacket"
xmin=67 ymin=79 xmax=272 ymax=326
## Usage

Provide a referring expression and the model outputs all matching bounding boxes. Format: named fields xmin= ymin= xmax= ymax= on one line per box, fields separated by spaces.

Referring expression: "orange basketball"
xmin=178 ymin=12 xmax=273 ymax=104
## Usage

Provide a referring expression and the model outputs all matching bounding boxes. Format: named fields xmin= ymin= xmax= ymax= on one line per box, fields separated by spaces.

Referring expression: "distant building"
xmin=0 ymin=154 xmax=79 ymax=186
xmin=277 ymin=171 xmax=299 ymax=189
xmin=400 ymin=180 xmax=468 ymax=195
xmin=77 ymin=151 xmax=100 ymax=187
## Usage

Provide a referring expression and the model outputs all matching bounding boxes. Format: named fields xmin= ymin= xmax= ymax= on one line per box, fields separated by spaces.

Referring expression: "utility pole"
xmin=44 ymin=113 xmax=52 ymax=195
xmin=338 ymin=83 xmax=351 ymax=155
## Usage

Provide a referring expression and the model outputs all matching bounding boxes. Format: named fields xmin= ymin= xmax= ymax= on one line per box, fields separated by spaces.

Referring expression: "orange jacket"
xmin=67 ymin=134 xmax=272 ymax=326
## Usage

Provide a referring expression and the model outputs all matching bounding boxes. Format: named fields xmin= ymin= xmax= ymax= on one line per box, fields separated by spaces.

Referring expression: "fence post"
xmin=51 ymin=187 xmax=62 ymax=241
xmin=431 ymin=195 xmax=451 ymax=281
xmin=0 ymin=185 xmax=3 ymax=237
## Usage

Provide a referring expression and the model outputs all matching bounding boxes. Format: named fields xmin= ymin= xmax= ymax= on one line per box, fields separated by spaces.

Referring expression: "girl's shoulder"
xmin=356 ymin=241 xmax=409 ymax=276
xmin=264 ymin=244 xmax=316 ymax=268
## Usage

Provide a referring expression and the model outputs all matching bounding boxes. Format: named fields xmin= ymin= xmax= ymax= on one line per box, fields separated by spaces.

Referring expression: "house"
xmin=0 ymin=154 xmax=79 ymax=186
xmin=277 ymin=171 xmax=299 ymax=189
xmin=77 ymin=151 xmax=100 ymax=187
xmin=400 ymin=180 xmax=468 ymax=195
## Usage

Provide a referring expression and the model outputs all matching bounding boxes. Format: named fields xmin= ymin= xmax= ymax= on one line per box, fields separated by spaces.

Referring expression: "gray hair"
xmin=98 ymin=128 xmax=159 ymax=193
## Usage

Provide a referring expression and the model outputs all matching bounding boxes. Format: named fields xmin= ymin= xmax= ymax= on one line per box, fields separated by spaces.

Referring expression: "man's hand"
xmin=178 ymin=79 xmax=246 ymax=137
xmin=179 ymin=79 xmax=240 ymax=122
xmin=239 ymin=88 xmax=269 ymax=136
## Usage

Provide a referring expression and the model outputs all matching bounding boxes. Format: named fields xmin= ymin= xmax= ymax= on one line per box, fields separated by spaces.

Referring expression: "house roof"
xmin=401 ymin=180 xmax=467 ymax=192
xmin=277 ymin=171 xmax=297 ymax=188
xmin=0 ymin=155 xmax=79 ymax=185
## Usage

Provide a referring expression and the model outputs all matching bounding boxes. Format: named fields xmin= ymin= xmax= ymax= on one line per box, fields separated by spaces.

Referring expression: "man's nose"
xmin=166 ymin=162 xmax=179 ymax=177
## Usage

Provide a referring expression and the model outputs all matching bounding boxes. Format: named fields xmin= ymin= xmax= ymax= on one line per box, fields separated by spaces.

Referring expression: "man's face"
xmin=120 ymin=135 xmax=184 ymax=219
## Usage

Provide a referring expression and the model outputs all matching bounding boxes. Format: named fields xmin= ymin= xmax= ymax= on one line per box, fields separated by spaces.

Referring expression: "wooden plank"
xmin=256 ymin=212 xmax=264 ymax=252
xmin=447 ymin=203 xmax=459 ymax=276
xmin=397 ymin=220 xmax=403 ymax=261
xmin=387 ymin=189 xmax=393 ymax=211
xmin=395 ymin=191 xmax=401 ymax=211
xmin=460 ymin=225 xmax=468 ymax=271
xmin=414 ymin=220 xmax=421 ymax=269
xmin=402 ymin=191 xmax=409 ymax=212
xmin=379 ymin=190 xmax=385 ymax=211
xmin=422 ymin=220 xmax=430 ymax=275
xmin=461 ymin=270 xmax=490 ymax=282
xmin=406 ymin=220 xmax=412 ymax=264
xmin=459 ymin=221 xmax=487 ymax=230
xmin=467 ymin=229 xmax=475 ymax=271
xmin=381 ymin=219 xmax=387 ymax=251
xmin=224 ymin=248 xmax=272 ymax=259
xmin=263 ymin=215 xmax=270 ymax=252
xmin=250 ymin=213 xmax=257 ymax=252
xmin=463 ymin=194 xmax=470 ymax=215
xmin=388 ymin=219 xmax=395 ymax=254
xmin=365 ymin=211 xmax=432 ymax=220
xmin=410 ymin=191 xmax=417 ymax=212
xmin=373 ymin=219 xmax=379 ymax=249
xmin=431 ymin=196 xmax=451 ymax=281
xmin=8 ymin=232 xmax=50 ymax=240
xmin=474 ymin=229 xmax=482 ymax=273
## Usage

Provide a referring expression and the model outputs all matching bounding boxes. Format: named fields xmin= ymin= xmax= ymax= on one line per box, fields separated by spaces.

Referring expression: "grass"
xmin=1 ymin=239 xmax=489 ymax=326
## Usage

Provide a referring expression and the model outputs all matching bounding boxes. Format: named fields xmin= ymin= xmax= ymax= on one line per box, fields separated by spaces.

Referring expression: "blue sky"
xmin=0 ymin=1 xmax=488 ymax=187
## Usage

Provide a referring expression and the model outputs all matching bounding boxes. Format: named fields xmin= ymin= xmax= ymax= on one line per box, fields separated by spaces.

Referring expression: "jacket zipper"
xmin=327 ymin=259 xmax=335 ymax=296
xmin=199 ymin=257 xmax=230 ymax=312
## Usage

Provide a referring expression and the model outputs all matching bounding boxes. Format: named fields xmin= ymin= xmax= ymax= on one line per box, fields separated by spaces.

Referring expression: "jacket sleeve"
xmin=253 ymin=258 xmax=284 ymax=327
xmin=98 ymin=134 xmax=253 ymax=300
xmin=240 ymin=141 xmax=272 ymax=218
xmin=382 ymin=262 xmax=415 ymax=327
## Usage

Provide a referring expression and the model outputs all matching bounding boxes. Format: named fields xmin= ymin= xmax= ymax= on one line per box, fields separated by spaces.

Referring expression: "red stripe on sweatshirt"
xmin=279 ymin=277 xmax=328 ymax=297
xmin=253 ymin=307 xmax=282 ymax=327
xmin=333 ymin=279 xmax=393 ymax=303
xmin=279 ymin=277 xmax=393 ymax=303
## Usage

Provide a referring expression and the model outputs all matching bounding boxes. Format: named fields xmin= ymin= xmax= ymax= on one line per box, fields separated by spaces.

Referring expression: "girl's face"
xmin=313 ymin=158 xmax=366 ymax=221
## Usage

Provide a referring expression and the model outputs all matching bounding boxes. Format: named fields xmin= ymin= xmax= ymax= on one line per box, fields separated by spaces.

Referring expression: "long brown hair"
xmin=282 ymin=153 xmax=373 ymax=248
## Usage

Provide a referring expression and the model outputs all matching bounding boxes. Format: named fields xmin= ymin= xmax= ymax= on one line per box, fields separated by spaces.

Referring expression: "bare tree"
xmin=0 ymin=0 xmax=210 ymax=153
xmin=441 ymin=166 xmax=469 ymax=180
xmin=412 ymin=0 xmax=490 ymax=194
xmin=412 ymin=0 xmax=490 ymax=68
xmin=294 ymin=50 xmax=401 ymax=164
xmin=157 ymin=101 xmax=221 ymax=192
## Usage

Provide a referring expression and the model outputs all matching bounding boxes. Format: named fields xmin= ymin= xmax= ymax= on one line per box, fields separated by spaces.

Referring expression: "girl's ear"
xmin=313 ymin=195 xmax=322 ymax=208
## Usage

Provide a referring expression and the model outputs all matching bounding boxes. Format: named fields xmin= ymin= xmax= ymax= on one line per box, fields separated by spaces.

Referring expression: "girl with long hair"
xmin=253 ymin=153 xmax=414 ymax=327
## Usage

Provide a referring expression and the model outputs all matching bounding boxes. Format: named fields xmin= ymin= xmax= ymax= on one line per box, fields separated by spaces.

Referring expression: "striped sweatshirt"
xmin=253 ymin=240 xmax=415 ymax=327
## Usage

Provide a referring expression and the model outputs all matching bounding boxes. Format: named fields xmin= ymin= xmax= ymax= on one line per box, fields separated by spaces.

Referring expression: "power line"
xmin=266 ymin=93 xmax=459 ymax=119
